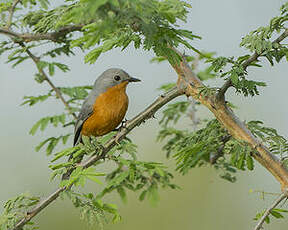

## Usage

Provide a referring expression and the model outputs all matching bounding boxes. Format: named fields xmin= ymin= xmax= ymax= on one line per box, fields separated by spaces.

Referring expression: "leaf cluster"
xmin=204 ymin=3 xmax=288 ymax=97
xmin=98 ymin=158 xmax=178 ymax=205
xmin=9 ymin=0 xmax=201 ymax=64
xmin=254 ymin=208 xmax=288 ymax=225
xmin=208 ymin=56 xmax=267 ymax=96
xmin=63 ymin=191 xmax=121 ymax=228
xmin=0 ymin=193 xmax=40 ymax=230
xmin=157 ymin=98 xmax=258 ymax=182
xmin=248 ymin=121 xmax=288 ymax=166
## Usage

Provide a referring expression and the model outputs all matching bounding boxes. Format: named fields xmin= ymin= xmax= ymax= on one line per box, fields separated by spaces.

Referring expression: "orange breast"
xmin=81 ymin=81 xmax=129 ymax=137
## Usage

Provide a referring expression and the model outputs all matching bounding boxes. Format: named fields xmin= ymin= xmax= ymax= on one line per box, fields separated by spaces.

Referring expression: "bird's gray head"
xmin=93 ymin=68 xmax=140 ymax=92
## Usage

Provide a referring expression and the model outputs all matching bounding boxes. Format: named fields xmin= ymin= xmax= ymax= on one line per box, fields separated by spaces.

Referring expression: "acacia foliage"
xmin=0 ymin=0 xmax=288 ymax=229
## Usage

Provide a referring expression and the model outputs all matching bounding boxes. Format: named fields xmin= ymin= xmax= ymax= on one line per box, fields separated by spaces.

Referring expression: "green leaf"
xmin=139 ymin=190 xmax=147 ymax=201
xmin=86 ymin=175 xmax=103 ymax=184
xmin=29 ymin=119 xmax=42 ymax=135
xmin=246 ymin=154 xmax=254 ymax=170
xmin=51 ymin=146 xmax=81 ymax=162
xmin=230 ymin=72 xmax=239 ymax=85
xmin=48 ymin=63 xmax=55 ymax=76
xmin=107 ymin=171 xmax=129 ymax=188
xmin=117 ymin=187 xmax=127 ymax=203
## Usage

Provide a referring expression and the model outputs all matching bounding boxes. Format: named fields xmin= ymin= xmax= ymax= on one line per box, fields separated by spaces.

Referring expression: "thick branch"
xmin=171 ymin=48 xmax=288 ymax=191
xmin=0 ymin=25 xmax=84 ymax=42
xmin=253 ymin=192 xmax=288 ymax=230
xmin=18 ymin=42 xmax=77 ymax=119
xmin=11 ymin=87 xmax=183 ymax=230
xmin=217 ymin=28 xmax=288 ymax=99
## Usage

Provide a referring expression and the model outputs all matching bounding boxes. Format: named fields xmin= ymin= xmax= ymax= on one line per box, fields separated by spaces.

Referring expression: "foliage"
xmin=157 ymin=98 xmax=288 ymax=183
xmin=204 ymin=4 xmax=288 ymax=96
xmin=248 ymin=121 xmax=288 ymax=166
xmin=0 ymin=193 xmax=40 ymax=230
xmin=1 ymin=0 xmax=288 ymax=229
xmin=63 ymin=191 xmax=121 ymax=227
xmin=158 ymin=118 xmax=244 ymax=182
xmin=97 ymin=158 xmax=178 ymax=205
xmin=46 ymin=132 xmax=177 ymax=226
xmin=254 ymin=208 xmax=288 ymax=225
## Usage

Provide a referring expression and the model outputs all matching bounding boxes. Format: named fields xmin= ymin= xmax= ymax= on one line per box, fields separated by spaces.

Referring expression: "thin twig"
xmin=18 ymin=42 xmax=77 ymax=119
xmin=210 ymin=135 xmax=231 ymax=164
xmin=217 ymin=28 xmax=288 ymax=99
xmin=253 ymin=192 xmax=288 ymax=230
xmin=11 ymin=87 xmax=183 ymax=230
xmin=6 ymin=0 xmax=22 ymax=29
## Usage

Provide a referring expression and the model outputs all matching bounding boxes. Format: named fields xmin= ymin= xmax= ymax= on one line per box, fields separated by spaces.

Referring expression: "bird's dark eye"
xmin=114 ymin=75 xmax=121 ymax=81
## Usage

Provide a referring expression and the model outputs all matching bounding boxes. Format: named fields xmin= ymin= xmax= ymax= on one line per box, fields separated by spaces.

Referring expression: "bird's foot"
xmin=113 ymin=119 xmax=129 ymax=145
xmin=119 ymin=118 xmax=128 ymax=130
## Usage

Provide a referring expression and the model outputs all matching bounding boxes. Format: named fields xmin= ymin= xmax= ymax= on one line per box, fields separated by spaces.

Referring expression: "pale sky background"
xmin=0 ymin=0 xmax=288 ymax=230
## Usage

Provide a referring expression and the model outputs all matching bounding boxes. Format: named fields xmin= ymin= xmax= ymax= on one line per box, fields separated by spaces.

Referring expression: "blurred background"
xmin=1 ymin=0 xmax=288 ymax=229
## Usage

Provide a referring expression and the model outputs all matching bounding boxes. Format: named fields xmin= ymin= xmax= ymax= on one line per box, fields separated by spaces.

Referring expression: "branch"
xmin=18 ymin=42 xmax=77 ymax=119
xmin=210 ymin=135 xmax=231 ymax=164
xmin=0 ymin=28 xmax=20 ymax=37
xmin=1 ymin=22 xmax=79 ymax=119
xmin=6 ymin=0 xmax=22 ymax=29
xmin=0 ymin=25 xmax=84 ymax=42
xmin=170 ymin=48 xmax=288 ymax=191
xmin=217 ymin=28 xmax=288 ymax=99
xmin=253 ymin=192 xmax=288 ymax=230
xmin=11 ymin=87 xmax=183 ymax=230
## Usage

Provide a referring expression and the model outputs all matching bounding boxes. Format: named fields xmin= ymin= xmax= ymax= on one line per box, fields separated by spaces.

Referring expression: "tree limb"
xmin=0 ymin=25 xmax=84 ymax=42
xmin=0 ymin=28 xmax=20 ymax=38
xmin=10 ymin=87 xmax=184 ymax=230
xmin=217 ymin=28 xmax=288 ymax=99
xmin=253 ymin=192 xmax=288 ymax=230
xmin=170 ymin=48 xmax=288 ymax=191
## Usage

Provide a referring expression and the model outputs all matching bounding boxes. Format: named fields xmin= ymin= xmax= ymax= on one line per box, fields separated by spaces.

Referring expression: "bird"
xmin=73 ymin=68 xmax=140 ymax=146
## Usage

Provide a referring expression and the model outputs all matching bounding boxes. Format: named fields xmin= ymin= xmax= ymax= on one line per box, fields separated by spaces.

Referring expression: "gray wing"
xmin=73 ymin=93 xmax=97 ymax=146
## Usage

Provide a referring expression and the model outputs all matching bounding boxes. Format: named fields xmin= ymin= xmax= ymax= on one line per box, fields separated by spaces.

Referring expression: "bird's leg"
xmin=120 ymin=118 xmax=128 ymax=129
xmin=113 ymin=118 xmax=128 ymax=132
xmin=114 ymin=118 xmax=128 ymax=144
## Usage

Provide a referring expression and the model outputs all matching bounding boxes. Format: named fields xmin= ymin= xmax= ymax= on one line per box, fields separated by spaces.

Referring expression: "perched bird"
xmin=73 ymin=68 xmax=140 ymax=146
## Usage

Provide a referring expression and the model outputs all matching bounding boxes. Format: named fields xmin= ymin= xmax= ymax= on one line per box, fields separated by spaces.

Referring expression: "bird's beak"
xmin=128 ymin=77 xmax=141 ymax=82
